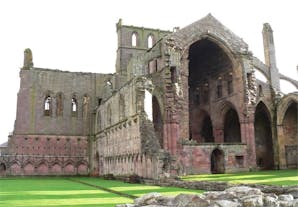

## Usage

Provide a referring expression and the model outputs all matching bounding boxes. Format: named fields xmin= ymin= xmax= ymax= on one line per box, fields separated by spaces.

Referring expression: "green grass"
xmin=72 ymin=177 xmax=204 ymax=197
xmin=0 ymin=178 xmax=132 ymax=207
xmin=181 ymin=169 xmax=298 ymax=186
xmin=0 ymin=177 xmax=203 ymax=207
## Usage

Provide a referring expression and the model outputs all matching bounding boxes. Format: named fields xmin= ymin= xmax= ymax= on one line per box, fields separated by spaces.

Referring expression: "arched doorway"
xmin=224 ymin=108 xmax=241 ymax=143
xmin=211 ymin=149 xmax=225 ymax=174
xmin=282 ymin=102 xmax=298 ymax=168
xmin=0 ymin=163 xmax=6 ymax=176
xmin=254 ymin=102 xmax=274 ymax=170
xmin=152 ymin=96 xmax=163 ymax=148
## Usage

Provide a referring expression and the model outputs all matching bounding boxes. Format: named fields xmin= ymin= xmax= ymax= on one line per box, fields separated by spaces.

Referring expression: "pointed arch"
xmin=211 ymin=148 xmax=225 ymax=174
xmin=254 ymin=101 xmax=274 ymax=170
xmin=280 ymin=99 xmax=298 ymax=168
xmin=224 ymin=108 xmax=241 ymax=143
xmin=147 ymin=34 xmax=154 ymax=48
xmin=71 ymin=94 xmax=78 ymax=117
xmin=44 ymin=95 xmax=52 ymax=116
xmin=131 ymin=32 xmax=138 ymax=47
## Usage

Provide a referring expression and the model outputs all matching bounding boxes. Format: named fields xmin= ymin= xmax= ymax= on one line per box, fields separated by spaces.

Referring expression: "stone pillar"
xmin=163 ymin=122 xmax=179 ymax=155
xmin=262 ymin=23 xmax=280 ymax=91
xmin=277 ymin=125 xmax=287 ymax=169
xmin=240 ymin=121 xmax=256 ymax=169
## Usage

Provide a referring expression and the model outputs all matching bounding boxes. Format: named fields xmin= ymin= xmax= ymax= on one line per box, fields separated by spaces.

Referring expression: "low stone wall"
xmin=116 ymin=186 xmax=298 ymax=207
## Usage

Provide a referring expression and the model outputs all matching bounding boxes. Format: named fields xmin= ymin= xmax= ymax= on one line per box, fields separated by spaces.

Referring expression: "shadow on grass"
xmin=181 ymin=169 xmax=298 ymax=186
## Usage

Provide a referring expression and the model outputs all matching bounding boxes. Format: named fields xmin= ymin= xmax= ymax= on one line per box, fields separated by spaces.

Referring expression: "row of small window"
xmin=194 ymin=78 xmax=234 ymax=105
xmin=131 ymin=32 xmax=155 ymax=48
xmin=44 ymin=94 xmax=88 ymax=116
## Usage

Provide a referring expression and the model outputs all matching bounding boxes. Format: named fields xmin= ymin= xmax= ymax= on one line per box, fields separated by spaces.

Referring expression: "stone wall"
xmin=177 ymin=143 xmax=247 ymax=174
xmin=94 ymin=77 xmax=164 ymax=178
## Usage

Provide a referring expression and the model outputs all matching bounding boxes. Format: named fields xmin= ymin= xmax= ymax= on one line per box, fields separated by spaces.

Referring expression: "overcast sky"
xmin=0 ymin=0 xmax=297 ymax=144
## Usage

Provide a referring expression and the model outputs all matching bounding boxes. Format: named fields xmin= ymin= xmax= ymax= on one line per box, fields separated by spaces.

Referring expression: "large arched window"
xmin=131 ymin=32 xmax=138 ymax=47
xmin=44 ymin=95 xmax=52 ymax=116
xmin=147 ymin=34 xmax=154 ymax=48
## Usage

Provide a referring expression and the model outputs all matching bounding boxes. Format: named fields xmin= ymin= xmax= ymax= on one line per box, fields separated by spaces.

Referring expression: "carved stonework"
xmin=246 ymin=69 xmax=257 ymax=106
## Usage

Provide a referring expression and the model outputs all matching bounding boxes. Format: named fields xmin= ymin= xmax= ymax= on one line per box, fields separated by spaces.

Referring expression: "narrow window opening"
xmin=258 ymin=85 xmax=263 ymax=97
xmin=170 ymin=67 xmax=177 ymax=83
xmin=71 ymin=96 xmax=78 ymax=117
xmin=132 ymin=32 xmax=137 ymax=47
xmin=44 ymin=96 xmax=52 ymax=116
xmin=148 ymin=35 xmax=153 ymax=48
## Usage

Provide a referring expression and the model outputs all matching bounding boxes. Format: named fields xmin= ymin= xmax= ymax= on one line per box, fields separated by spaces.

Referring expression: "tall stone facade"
xmin=0 ymin=14 xmax=297 ymax=177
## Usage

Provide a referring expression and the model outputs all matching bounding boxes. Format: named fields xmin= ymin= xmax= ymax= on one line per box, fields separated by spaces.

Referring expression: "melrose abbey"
xmin=0 ymin=14 xmax=297 ymax=177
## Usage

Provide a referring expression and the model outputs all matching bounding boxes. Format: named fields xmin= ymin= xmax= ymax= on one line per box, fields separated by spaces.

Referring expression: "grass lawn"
xmin=181 ymin=169 xmax=298 ymax=186
xmin=72 ymin=177 xmax=204 ymax=197
xmin=0 ymin=177 xmax=203 ymax=207
xmin=0 ymin=178 xmax=132 ymax=207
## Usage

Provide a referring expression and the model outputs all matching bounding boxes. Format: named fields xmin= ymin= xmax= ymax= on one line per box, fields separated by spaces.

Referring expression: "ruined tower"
xmin=262 ymin=23 xmax=280 ymax=91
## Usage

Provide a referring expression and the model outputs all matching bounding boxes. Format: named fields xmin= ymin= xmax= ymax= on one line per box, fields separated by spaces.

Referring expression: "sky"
xmin=0 ymin=0 xmax=297 ymax=144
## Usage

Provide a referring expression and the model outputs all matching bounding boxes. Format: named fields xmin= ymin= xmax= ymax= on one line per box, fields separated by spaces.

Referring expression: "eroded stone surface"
xmin=117 ymin=186 xmax=298 ymax=207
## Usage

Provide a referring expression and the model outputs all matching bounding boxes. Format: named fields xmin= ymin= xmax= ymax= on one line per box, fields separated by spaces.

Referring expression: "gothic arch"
xmin=211 ymin=148 xmax=225 ymax=174
xmin=151 ymin=87 xmax=164 ymax=117
xmin=181 ymin=34 xmax=239 ymax=69
xmin=254 ymin=101 xmax=274 ymax=169
xmin=23 ymin=161 xmax=35 ymax=175
xmin=223 ymin=107 xmax=241 ymax=143
xmin=277 ymin=94 xmax=298 ymax=125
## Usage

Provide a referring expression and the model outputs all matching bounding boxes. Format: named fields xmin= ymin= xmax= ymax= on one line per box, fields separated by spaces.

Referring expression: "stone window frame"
xmin=131 ymin=32 xmax=138 ymax=47
xmin=71 ymin=94 xmax=78 ymax=117
xmin=44 ymin=94 xmax=52 ymax=116
xmin=147 ymin=33 xmax=155 ymax=48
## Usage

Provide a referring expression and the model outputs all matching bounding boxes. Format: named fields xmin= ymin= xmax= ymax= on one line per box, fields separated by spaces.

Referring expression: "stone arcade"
xmin=0 ymin=14 xmax=297 ymax=177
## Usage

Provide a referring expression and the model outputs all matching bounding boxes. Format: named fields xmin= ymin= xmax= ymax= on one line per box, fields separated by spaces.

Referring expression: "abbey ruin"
xmin=0 ymin=14 xmax=297 ymax=177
